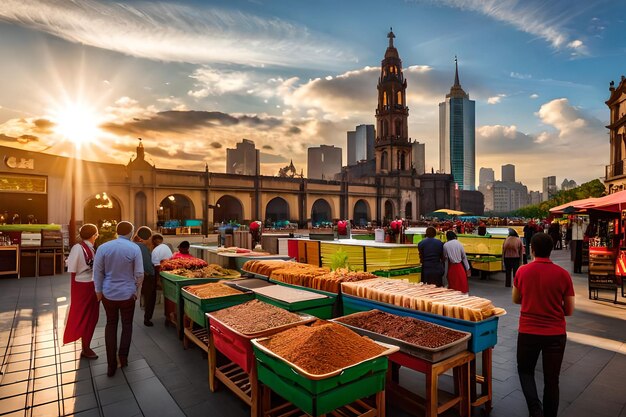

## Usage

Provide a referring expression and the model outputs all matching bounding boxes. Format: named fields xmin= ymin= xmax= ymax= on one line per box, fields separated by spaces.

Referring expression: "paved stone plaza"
xmin=1 ymin=249 xmax=625 ymax=417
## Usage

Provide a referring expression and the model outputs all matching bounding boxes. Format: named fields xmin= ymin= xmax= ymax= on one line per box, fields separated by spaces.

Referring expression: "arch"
xmin=381 ymin=151 xmax=389 ymax=171
xmin=395 ymin=119 xmax=402 ymax=137
xmin=400 ymin=151 xmax=406 ymax=170
xmin=84 ymin=192 xmax=122 ymax=227
xmin=311 ymin=198 xmax=332 ymax=226
xmin=158 ymin=194 xmax=195 ymax=227
xmin=353 ymin=199 xmax=370 ymax=227
xmin=405 ymin=201 xmax=413 ymax=220
xmin=396 ymin=91 xmax=402 ymax=105
xmin=265 ymin=197 xmax=290 ymax=225
xmin=384 ymin=200 xmax=394 ymax=222
xmin=134 ymin=191 xmax=147 ymax=227
xmin=213 ymin=195 xmax=244 ymax=224
xmin=383 ymin=91 xmax=388 ymax=106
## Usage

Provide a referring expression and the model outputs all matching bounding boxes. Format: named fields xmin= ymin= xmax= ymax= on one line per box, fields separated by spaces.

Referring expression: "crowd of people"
xmin=63 ymin=221 xmax=194 ymax=377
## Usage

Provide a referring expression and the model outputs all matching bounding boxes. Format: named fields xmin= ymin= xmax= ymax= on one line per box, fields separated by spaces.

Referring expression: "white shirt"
xmin=67 ymin=241 xmax=95 ymax=283
xmin=151 ymin=243 xmax=173 ymax=266
xmin=443 ymin=239 xmax=470 ymax=270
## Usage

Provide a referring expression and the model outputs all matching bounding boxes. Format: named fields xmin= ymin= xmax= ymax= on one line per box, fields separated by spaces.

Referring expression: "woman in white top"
xmin=63 ymin=224 xmax=100 ymax=359
xmin=443 ymin=231 xmax=470 ymax=293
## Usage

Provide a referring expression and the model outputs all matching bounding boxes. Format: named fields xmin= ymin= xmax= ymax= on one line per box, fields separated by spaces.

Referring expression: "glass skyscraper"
xmin=439 ymin=58 xmax=475 ymax=190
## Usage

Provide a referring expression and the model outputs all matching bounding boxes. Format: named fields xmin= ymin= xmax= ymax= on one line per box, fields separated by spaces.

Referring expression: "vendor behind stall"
xmin=172 ymin=240 xmax=194 ymax=259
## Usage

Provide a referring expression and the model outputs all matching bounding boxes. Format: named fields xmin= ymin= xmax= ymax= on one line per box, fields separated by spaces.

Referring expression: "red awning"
xmin=581 ymin=190 xmax=626 ymax=213
xmin=549 ymin=197 xmax=600 ymax=214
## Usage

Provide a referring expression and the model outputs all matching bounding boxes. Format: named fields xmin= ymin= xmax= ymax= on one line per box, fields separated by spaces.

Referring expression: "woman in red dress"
xmin=443 ymin=231 xmax=470 ymax=293
xmin=63 ymin=224 xmax=100 ymax=359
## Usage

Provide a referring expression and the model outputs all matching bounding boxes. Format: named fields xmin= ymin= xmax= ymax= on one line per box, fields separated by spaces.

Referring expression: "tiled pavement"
xmin=1 ymin=249 xmax=625 ymax=417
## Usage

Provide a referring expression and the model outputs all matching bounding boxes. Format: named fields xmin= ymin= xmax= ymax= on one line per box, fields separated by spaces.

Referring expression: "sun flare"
xmin=52 ymin=102 xmax=103 ymax=146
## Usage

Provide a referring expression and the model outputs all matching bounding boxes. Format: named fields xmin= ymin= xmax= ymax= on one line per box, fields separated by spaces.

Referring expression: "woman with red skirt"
xmin=443 ymin=231 xmax=470 ymax=293
xmin=63 ymin=224 xmax=100 ymax=359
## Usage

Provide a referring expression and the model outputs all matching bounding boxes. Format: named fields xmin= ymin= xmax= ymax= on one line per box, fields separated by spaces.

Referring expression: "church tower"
xmin=375 ymin=29 xmax=412 ymax=175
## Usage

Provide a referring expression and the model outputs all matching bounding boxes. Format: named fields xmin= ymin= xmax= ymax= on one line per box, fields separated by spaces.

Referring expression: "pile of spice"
xmin=183 ymin=282 xmax=242 ymax=299
xmin=167 ymin=264 xmax=240 ymax=278
xmin=259 ymin=321 xmax=386 ymax=375
xmin=336 ymin=310 xmax=467 ymax=349
xmin=210 ymin=300 xmax=303 ymax=335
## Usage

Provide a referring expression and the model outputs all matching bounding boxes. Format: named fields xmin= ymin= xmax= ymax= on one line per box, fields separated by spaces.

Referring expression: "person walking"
xmin=93 ymin=221 xmax=144 ymax=377
xmin=135 ymin=226 xmax=156 ymax=327
xmin=442 ymin=231 xmax=470 ymax=293
xmin=502 ymin=228 xmax=524 ymax=288
xmin=151 ymin=233 xmax=173 ymax=282
xmin=63 ymin=224 xmax=100 ymax=359
xmin=523 ymin=221 xmax=536 ymax=264
xmin=418 ymin=226 xmax=444 ymax=287
xmin=513 ymin=232 xmax=575 ymax=417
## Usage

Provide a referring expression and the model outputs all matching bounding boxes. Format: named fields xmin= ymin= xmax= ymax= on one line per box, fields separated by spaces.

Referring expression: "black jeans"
xmin=517 ymin=333 xmax=567 ymax=417
xmin=141 ymin=274 xmax=156 ymax=321
xmin=503 ymin=257 xmax=520 ymax=287
xmin=102 ymin=296 xmax=136 ymax=369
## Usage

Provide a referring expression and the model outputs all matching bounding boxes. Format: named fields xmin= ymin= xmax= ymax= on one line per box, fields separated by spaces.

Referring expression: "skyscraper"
xmin=439 ymin=57 xmax=476 ymax=190
xmin=542 ymin=176 xmax=557 ymax=201
xmin=226 ymin=139 xmax=260 ymax=176
xmin=412 ymin=141 xmax=425 ymax=175
xmin=307 ymin=145 xmax=342 ymax=180
xmin=501 ymin=164 xmax=515 ymax=183
xmin=479 ymin=167 xmax=495 ymax=188
xmin=347 ymin=124 xmax=375 ymax=165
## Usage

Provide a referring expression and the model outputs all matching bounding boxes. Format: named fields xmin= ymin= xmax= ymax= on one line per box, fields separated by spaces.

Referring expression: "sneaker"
xmin=144 ymin=320 xmax=154 ymax=327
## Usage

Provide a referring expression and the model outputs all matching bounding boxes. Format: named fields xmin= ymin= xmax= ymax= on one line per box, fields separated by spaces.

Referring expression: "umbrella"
xmin=433 ymin=208 xmax=467 ymax=216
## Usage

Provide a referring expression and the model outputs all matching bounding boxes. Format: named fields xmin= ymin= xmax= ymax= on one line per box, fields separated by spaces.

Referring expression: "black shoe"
xmin=107 ymin=366 xmax=116 ymax=377
xmin=144 ymin=320 xmax=154 ymax=327
xmin=80 ymin=349 xmax=99 ymax=360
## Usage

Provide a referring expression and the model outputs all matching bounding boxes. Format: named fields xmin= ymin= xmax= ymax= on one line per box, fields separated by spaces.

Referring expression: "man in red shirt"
xmin=513 ymin=232 xmax=575 ymax=417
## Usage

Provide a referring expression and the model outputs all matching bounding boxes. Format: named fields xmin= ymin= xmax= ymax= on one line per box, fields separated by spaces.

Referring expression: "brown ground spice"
xmin=336 ymin=310 xmax=466 ymax=349
xmin=259 ymin=321 xmax=386 ymax=375
xmin=211 ymin=299 xmax=303 ymax=335
xmin=184 ymin=283 xmax=241 ymax=299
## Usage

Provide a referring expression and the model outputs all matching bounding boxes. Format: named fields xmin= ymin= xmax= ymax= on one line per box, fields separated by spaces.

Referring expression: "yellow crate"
xmin=458 ymin=236 xmax=503 ymax=256
xmin=388 ymin=272 xmax=421 ymax=283
xmin=471 ymin=260 xmax=502 ymax=272
xmin=365 ymin=246 xmax=420 ymax=271
xmin=320 ymin=242 xmax=365 ymax=271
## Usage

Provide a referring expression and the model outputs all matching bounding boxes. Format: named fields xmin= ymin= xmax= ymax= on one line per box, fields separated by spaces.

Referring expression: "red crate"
xmin=209 ymin=319 xmax=255 ymax=373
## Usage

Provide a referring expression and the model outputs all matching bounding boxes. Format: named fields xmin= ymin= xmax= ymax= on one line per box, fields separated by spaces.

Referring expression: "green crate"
xmin=182 ymin=289 xmax=254 ymax=327
xmin=254 ymin=293 xmax=334 ymax=319
xmin=372 ymin=266 xmax=421 ymax=277
xmin=254 ymin=346 xmax=387 ymax=416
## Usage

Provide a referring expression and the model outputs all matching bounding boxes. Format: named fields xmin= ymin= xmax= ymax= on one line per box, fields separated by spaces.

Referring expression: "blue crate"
xmin=341 ymin=294 xmax=499 ymax=353
xmin=183 ymin=219 xmax=203 ymax=227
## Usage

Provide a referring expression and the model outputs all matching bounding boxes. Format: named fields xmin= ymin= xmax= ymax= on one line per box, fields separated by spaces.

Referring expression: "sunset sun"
xmin=53 ymin=102 xmax=103 ymax=146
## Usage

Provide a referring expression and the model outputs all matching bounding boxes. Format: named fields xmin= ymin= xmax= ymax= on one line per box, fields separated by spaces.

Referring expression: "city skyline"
xmin=0 ymin=0 xmax=621 ymax=190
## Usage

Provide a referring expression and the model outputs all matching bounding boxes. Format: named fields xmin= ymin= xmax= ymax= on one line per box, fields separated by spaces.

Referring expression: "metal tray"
xmin=332 ymin=311 xmax=471 ymax=363
xmin=227 ymin=277 xmax=275 ymax=289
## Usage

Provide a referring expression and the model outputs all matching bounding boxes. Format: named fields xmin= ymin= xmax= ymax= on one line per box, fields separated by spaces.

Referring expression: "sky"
xmin=0 ymin=0 xmax=624 ymax=191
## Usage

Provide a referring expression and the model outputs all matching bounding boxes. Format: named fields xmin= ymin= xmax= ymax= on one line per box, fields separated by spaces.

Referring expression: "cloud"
xmin=17 ymin=134 xmax=39 ymax=144
xmin=417 ymin=0 xmax=588 ymax=53
xmin=510 ymin=72 xmax=532 ymax=80
xmin=476 ymin=98 xmax=606 ymax=188
xmin=260 ymin=152 xmax=289 ymax=164
xmin=487 ymin=94 xmax=506 ymax=104
xmin=32 ymin=118 xmax=55 ymax=133
xmin=188 ymin=68 xmax=252 ymax=98
xmin=530 ymin=93 xmax=539 ymax=99
xmin=0 ymin=0 xmax=355 ymax=69
xmin=210 ymin=142 xmax=222 ymax=149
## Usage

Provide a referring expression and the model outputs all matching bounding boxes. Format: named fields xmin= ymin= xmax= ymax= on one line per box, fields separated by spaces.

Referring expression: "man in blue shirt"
xmin=94 ymin=221 xmax=144 ymax=377
xmin=418 ymin=226 xmax=444 ymax=286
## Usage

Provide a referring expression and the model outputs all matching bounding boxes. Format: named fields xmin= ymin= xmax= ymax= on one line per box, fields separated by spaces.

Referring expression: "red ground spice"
xmin=259 ymin=321 xmax=386 ymax=375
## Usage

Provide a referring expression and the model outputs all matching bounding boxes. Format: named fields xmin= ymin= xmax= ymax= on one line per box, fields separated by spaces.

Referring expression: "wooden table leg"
xmin=376 ymin=390 xmax=385 ymax=417
xmin=426 ymin=369 xmax=438 ymax=417
xmin=251 ymin=366 xmax=259 ymax=417
xmin=482 ymin=349 xmax=493 ymax=414
xmin=208 ymin=333 xmax=217 ymax=392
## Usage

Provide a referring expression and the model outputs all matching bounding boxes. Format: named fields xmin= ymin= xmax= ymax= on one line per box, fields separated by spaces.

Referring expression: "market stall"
xmin=190 ymin=244 xmax=291 ymax=270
